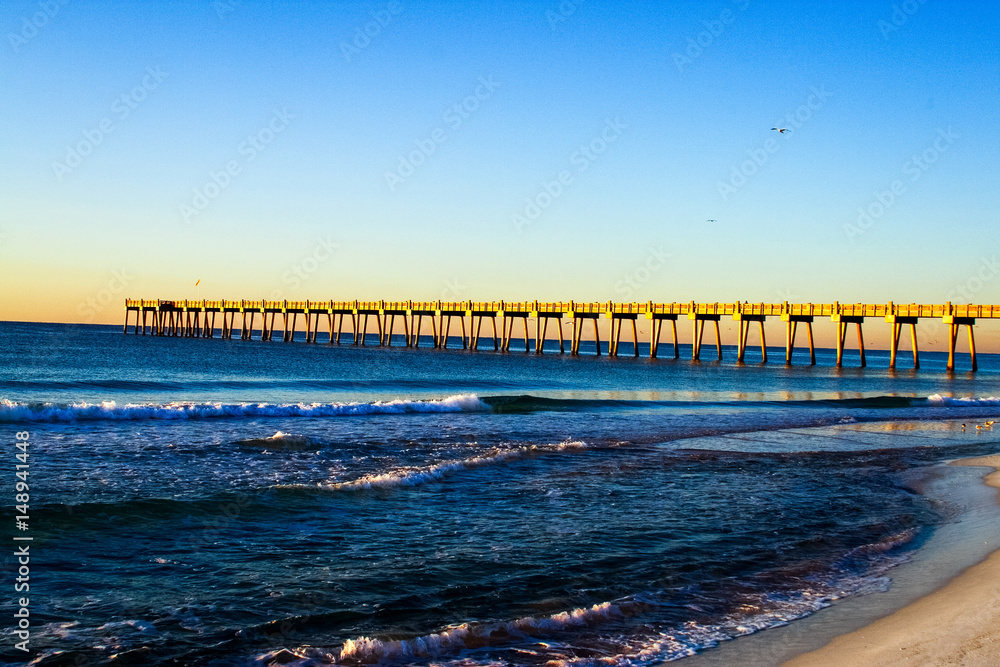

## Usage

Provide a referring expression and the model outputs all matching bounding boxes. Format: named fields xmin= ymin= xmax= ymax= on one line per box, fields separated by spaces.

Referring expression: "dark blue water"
xmin=3 ymin=321 xmax=1000 ymax=666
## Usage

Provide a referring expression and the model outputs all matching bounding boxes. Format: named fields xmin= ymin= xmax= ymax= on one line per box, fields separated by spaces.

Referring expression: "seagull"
xmin=706 ymin=219 xmax=717 ymax=223
xmin=771 ymin=127 xmax=790 ymax=133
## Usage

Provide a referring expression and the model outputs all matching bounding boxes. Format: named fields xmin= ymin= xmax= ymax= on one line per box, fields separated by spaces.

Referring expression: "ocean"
xmin=3 ymin=320 xmax=1000 ymax=666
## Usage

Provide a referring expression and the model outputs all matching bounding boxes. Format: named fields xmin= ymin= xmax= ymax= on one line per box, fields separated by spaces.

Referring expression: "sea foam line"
xmin=0 ymin=394 xmax=489 ymax=423
xmin=287 ymin=440 xmax=588 ymax=492
xmin=255 ymin=599 xmax=646 ymax=666
xmin=254 ymin=528 xmax=919 ymax=667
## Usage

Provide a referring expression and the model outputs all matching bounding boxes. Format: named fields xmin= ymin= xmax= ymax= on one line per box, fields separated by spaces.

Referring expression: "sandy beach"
xmin=785 ymin=454 xmax=1000 ymax=666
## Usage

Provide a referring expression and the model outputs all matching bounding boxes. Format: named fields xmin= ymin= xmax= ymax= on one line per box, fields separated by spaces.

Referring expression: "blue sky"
xmin=1 ymin=0 xmax=998 ymax=328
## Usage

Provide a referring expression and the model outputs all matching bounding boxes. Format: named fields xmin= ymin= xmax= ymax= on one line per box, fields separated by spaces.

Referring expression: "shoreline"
xmin=680 ymin=439 xmax=1000 ymax=667
xmin=782 ymin=454 xmax=1000 ymax=666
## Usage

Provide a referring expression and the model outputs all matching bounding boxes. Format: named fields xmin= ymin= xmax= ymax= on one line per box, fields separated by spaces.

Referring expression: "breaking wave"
xmin=253 ymin=529 xmax=919 ymax=666
xmin=5 ymin=393 xmax=999 ymax=423
xmin=0 ymin=394 xmax=489 ymax=423
xmin=281 ymin=441 xmax=588 ymax=492
xmin=235 ymin=431 xmax=313 ymax=449
xmin=255 ymin=599 xmax=646 ymax=666
xmin=926 ymin=394 xmax=1000 ymax=407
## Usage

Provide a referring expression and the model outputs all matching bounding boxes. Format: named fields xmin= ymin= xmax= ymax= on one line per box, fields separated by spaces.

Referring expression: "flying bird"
xmin=771 ymin=127 xmax=790 ymax=133
xmin=706 ymin=219 xmax=717 ymax=223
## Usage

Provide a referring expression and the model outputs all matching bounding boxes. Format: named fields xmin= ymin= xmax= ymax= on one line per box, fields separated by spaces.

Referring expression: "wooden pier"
xmin=123 ymin=299 xmax=1000 ymax=372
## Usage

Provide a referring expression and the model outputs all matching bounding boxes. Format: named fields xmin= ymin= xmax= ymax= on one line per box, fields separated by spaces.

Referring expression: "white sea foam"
xmin=257 ymin=599 xmax=642 ymax=666
xmin=302 ymin=440 xmax=587 ymax=492
xmin=237 ymin=431 xmax=313 ymax=449
xmin=926 ymin=394 xmax=1000 ymax=407
xmin=253 ymin=529 xmax=917 ymax=667
xmin=0 ymin=394 xmax=489 ymax=423
xmin=97 ymin=619 xmax=158 ymax=634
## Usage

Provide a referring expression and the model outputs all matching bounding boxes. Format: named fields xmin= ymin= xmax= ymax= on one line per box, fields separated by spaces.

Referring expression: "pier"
xmin=123 ymin=299 xmax=1000 ymax=372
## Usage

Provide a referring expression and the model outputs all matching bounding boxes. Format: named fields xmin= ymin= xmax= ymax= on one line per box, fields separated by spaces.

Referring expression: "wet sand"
xmin=784 ymin=454 xmax=1000 ymax=666
xmin=680 ymin=443 xmax=1000 ymax=667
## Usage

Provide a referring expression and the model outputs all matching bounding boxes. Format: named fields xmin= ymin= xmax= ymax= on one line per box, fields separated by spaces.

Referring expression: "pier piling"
xmin=886 ymin=306 xmax=920 ymax=370
xmin=735 ymin=305 xmax=768 ymax=363
xmin=944 ymin=307 xmax=977 ymax=372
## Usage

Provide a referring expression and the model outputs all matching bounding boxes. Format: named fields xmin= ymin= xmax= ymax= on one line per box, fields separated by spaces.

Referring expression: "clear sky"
xmin=2 ymin=0 xmax=998 ymax=341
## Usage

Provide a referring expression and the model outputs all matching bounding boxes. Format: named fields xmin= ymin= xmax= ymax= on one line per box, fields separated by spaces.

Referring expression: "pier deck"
xmin=124 ymin=299 xmax=1000 ymax=371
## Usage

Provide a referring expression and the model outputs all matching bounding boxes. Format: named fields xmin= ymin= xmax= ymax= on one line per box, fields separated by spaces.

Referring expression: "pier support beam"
xmin=469 ymin=312 xmax=500 ymax=351
xmin=406 ymin=310 xmax=435 ymax=348
xmin=886 ymin=315 xmax=920 ymax=369
xmin=333 ymin=313 xmax=344 ymax=344
xmin=646 ymin=314 xmax=679 ymax=359
xmin=306 ymin=312 xmax=319 ymax=343
xmin=688 ymin=314 xmax=722 ymax=361
xmin=608 ymin=314 xmax=639 ymax=357
xmin=832 ymin=315 xmax=865 ymax=367
xmin=502 ymin=314 xmax=531 ymax=352
xmin=281 ymin=312 xmax=297 ymax=342
xmin=380 ymin=310 xmax=408 ymax=346
xmin=123 ymin=306 xmax=134 ymax=334
xmin=533 ymin=314 xmax=565 ymax=354
xmin=440 ymin=315 xmax=451 ymax=348
xmin=568 ymin=313 xmax=601 ymax=355
xmin=436 ymin=310 xmax=468 ymax=349
xmin=943 ymin=315 xmax=977 ymax=372
xmin=734 ymin=313 xmax=767 ymax=363
xmin=383 ymin=314 xmax=394 ymax=345
xmin=781 ymin=315 xmax=815 ymax=365
xmin=357 ymin=313 xmax=370 ymax=345
xmin=407 ymin=312 xmax=428 ymax=347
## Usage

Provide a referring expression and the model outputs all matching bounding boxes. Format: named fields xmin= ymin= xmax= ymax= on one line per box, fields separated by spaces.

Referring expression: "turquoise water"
xmin=2 ymin=321 xmax=1000 ymax=666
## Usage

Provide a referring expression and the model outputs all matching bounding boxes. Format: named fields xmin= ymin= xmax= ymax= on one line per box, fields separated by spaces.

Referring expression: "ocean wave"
xmin=0 ymin=394 xmax=489 ymax=423
xmin=253 ymin=529 xmax=919 ymax=667
xmin=252 ymin=589 xmax=833 ymax=667
xmin=255 ymin=599 xmax=646 ymax=666
xmin=839 ymin=528 xmax=919 ymax=561
xmin=481 ymin=394 xmax=924 ymax=413
xmin=280 ymin=441 xmax=588 ymax=492
xmin=236 ymin=431 xmax=313 ymax=449
xmin=484 ymin=393 xmax=1000 ymax=413
xmin=269 ymin=581 xmax=895 ymax=667
xmin=926 ymin=394 xmax=1000 ymax=407
xmin=6 ymin=393 xmax=998 ymax=424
